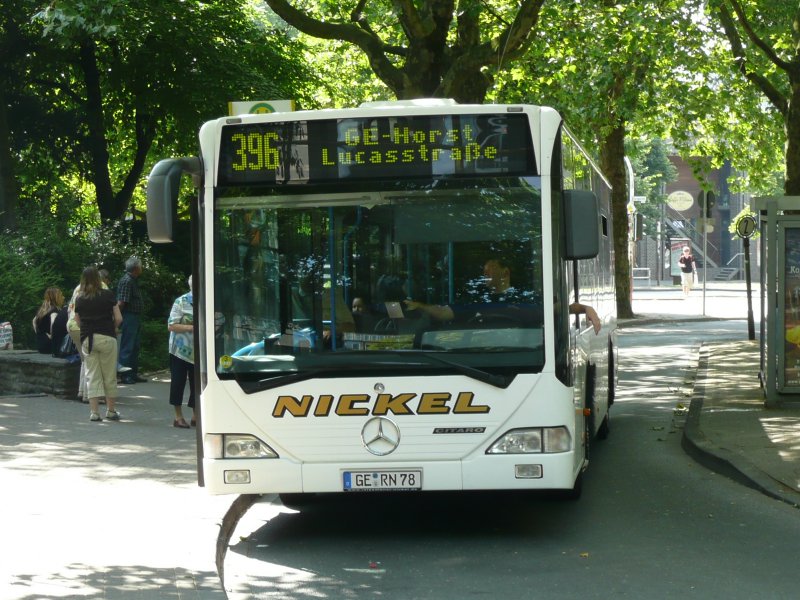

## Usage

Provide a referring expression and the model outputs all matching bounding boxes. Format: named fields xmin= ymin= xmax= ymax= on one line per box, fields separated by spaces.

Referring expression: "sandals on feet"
xmin=173 ymin=418 xmax=190 ymax=429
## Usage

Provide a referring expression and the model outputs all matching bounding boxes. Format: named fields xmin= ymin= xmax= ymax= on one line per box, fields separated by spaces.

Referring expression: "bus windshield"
xmin=213 ymin=176 xmax=544 ymax=382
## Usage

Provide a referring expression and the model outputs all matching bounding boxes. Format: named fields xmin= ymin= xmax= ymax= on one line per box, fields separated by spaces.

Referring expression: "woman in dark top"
xmin=74 ymin=266 xmax=123 ymax=422
xmin=678 ymin=246 xmax=698 ymax=297
xmin=32 ymin=287 xmax=66 ymax=354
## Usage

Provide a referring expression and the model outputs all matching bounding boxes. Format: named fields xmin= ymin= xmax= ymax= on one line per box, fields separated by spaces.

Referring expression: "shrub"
xmin=0 ymin=230 xmax=60 ymax=348
xmin=85 ymin=222 xmax=188 ymax=319
xmin=2 ymin=215 xmax=190 ymax=356
xmin=140 ymin=318 xmax=171 ymax=374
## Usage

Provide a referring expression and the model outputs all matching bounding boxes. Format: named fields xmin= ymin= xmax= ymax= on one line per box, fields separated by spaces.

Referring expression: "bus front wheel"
xmin=597 ymin=413 xmax=610 ymax=440
xmin=559 ymin=472 xmax=583 ymax=501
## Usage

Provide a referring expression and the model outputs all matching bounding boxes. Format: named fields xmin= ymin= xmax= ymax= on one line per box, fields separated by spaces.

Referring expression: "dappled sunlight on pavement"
xmin=0 ymin=382 xmax=230 ymax=599
xmin=691 ymin=340 xmax=800 ymax=503
xmin=629 ymin=282 xmax=800 ymax=506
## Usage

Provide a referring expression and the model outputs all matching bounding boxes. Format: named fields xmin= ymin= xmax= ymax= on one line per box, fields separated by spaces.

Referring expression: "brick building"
xmin=634 ymin=156 xmax=756 ymax=283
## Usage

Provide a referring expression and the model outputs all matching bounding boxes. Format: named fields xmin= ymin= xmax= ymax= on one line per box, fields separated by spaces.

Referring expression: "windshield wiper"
xmin=235 ymin=366 xmax=355 ymax=394
xmin=234 ymin=353 xmax=514 ymax=394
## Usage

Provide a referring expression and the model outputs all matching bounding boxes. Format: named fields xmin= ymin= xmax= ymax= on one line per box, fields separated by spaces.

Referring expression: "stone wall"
xmin=0 ymin=350 xmax=80 ymax=398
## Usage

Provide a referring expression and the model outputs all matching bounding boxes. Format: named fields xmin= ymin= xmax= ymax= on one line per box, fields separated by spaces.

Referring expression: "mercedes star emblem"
xmin=361 ymin=417 xmax=401 ymax=456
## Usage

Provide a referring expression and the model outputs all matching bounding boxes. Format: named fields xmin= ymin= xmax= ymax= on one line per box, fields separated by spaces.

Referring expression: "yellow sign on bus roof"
xmin=227 ymin=100 xmax=295 ymax=116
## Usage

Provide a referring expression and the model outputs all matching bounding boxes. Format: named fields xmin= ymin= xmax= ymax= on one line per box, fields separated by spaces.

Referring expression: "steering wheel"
xmin=232 ymin=340 xmax=265 ymax=356
xmin=373 ymin=317 xmax=397 ymax=333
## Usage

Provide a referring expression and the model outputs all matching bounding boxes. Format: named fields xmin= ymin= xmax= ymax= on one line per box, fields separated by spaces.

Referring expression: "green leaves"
xmin=263 ymin=0 xmax=547 ymax=102
xmin=34 ymin=0 xmax=125 ymax=39
xmin=7 ymin=0 xmax=315 ymax=222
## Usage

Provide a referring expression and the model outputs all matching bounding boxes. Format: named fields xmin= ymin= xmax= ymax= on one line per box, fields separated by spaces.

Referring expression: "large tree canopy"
xmin=264 ymin=0 xmax=753 ymax=318
xmin=2 ymin=0 xmax=314 ymax=223
xmin=493 ymin=0 xmax=711 ymax=317
xmin=264 ymin=0 xmax=545 ymax=103
xmin=3 ymin=0 xmax=792 ymax=323
xmin=710 ymin=0 xmax=800 ymax=194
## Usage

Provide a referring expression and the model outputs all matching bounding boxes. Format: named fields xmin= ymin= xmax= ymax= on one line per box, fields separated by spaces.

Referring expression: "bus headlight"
xmin=486 ymin=427 xmax=571 ymax=454
xmin=204 ymin=434 xmax=278 ymax=459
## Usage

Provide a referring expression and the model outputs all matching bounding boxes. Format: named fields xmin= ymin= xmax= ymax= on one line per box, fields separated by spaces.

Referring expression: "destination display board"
xmin=218 ymin=113 xmax=535 ymax=185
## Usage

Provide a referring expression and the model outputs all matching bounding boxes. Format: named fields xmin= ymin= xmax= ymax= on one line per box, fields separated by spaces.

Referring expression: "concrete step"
xmin=715 ymin=267 xmax=739 ymax=281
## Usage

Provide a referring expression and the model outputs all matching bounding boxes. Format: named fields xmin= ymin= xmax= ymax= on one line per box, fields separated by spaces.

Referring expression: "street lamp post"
xmin=703 ymin=191 xmax=708 ymax=316
xmin=736 ymin=215 xmax=757 ymax=341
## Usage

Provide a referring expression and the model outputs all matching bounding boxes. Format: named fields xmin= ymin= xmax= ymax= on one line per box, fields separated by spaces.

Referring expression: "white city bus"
xmin=147 ymin=99 xmax=617 ymax=500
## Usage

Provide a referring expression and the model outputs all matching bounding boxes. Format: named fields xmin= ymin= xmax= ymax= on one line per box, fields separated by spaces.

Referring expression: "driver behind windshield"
xmin=405 ymin=256 xmax=600 ymax=334
xmin=404 ymin=256 xmax=536 ymax=323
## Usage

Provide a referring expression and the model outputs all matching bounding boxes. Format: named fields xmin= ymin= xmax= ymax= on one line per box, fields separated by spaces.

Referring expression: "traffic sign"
xmin=736 ymin=215 xmax=757 ymax=239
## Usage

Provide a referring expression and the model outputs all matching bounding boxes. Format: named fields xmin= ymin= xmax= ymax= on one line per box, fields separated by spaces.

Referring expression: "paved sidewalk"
xmin=682 ymin=340 xmax=800 ymax=507
xmin=632 ymin=281 xmax=800 ymax=508
xmin=0 ymin=375 xmax=230 ymax=599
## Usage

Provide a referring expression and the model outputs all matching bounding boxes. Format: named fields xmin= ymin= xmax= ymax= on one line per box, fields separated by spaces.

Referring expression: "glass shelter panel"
xmin=780 ymin=223 xmax=800 ymax=389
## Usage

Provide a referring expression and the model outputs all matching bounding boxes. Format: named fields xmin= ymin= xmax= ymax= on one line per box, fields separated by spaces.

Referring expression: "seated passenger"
xmin=351 ymin=295 xmax=381 ymax=333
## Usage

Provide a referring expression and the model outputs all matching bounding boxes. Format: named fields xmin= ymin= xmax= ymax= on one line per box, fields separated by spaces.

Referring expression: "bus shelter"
xmin=753 ymin=195 xmax=800 ymax=407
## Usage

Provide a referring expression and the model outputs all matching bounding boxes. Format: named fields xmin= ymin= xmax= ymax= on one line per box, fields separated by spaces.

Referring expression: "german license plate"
xmin=343 ymin=470 xmax=422 ymax=492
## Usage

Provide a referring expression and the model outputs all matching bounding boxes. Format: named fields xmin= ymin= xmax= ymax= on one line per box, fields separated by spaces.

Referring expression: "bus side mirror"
xmin=146 ymin=157 xmax=201 ymax=243
xmin=564 ymin=189 xmax=600 ymax=259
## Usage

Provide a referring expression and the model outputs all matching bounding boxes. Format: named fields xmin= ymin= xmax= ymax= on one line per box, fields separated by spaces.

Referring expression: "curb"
xmin=618 ymin=315 xmax=736 ymax=329
xmin=681 ymin=344 xmax=800 ymax=509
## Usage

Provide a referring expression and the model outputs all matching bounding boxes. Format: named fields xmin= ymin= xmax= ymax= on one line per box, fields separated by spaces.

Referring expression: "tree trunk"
xmin=439 ymin=59 xmax=493 ymax=103
xmin=78 ymin=39 xmax=118 ymax=222
xmin=600 ymin=122 xmax=634 ymax=319
xmin=0 ymin=87 xmax=17 ymax=230
xmin=111 ymin=109 xmax=157 ymax=217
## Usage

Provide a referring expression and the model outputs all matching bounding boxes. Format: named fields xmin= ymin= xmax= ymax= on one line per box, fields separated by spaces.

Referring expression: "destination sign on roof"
xmin=217 ymin=113 xmax=535 ymax=185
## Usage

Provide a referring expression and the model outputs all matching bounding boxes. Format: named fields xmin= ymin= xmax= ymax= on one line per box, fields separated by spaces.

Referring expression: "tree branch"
xmin=391 ymin=0 xmax=431 ymax=38
xmin=727 ymin=0 xmax=793 ymax=72
xmin=349 ymin=0 xmax=368 ymax=23
xmin=455 ymin=0 xmax=481 ymax=50
xmin=114 ymin=108 xmax=158 ymax=216
xmin=264 ymin=0 xmax=405 ymax=94
xmin=484 ymin=0 xmax=545 ymax=68
xmin=718 ymin=1 xmax=788 ymax=116
xmin=350 ymin=0 xmax=380 ymax=39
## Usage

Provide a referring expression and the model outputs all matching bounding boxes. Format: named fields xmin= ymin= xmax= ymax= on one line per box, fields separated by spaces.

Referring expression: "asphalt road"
xmin=223 ymin=318 xmax=800 ymax=599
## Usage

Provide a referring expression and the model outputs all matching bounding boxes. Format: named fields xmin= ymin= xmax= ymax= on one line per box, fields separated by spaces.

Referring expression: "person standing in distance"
xmin=168 ymin=275 xmax=196 ymax=428
xmin=117 ymin=257 xmax=146 ymax=383
xmin=75 ymin=266 xmax=124 ymax=421
xmin=678 ymin=246 xmax=698 ymax=297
